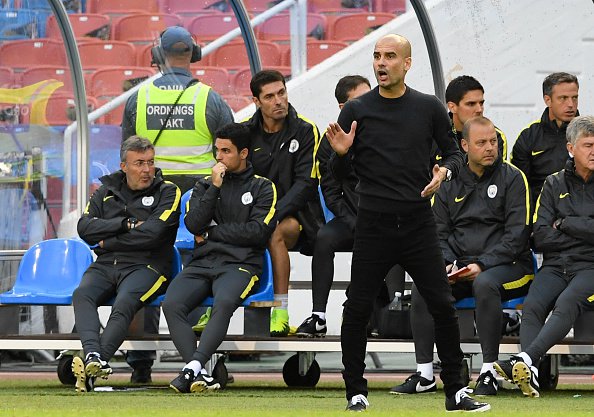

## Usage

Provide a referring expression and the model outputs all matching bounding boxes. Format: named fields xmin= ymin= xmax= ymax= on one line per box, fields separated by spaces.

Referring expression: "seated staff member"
xmin=495 ymin=115 xmax=594 ymax=398
xmin=391 ymin=116 xmax=532 ymax=397
xmin=163 ymin=123 xmax=277 ymax=393
xmin=72 ymin=136 xmax=180 ymax=393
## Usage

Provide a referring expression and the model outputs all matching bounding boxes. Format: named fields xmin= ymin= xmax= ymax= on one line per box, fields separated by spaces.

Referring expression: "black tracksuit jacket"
xmin=511 ymin=108 xmax=578 ymax=207
xmin=533 ymin=158 xmax=594 ymax=274
xmin=433 ymin=157 xmax=533 ymax=272
xmin=77 ymin=169 xmax=181 ymax=275
xmin=184 ymin=164 xmax=276 ymax=275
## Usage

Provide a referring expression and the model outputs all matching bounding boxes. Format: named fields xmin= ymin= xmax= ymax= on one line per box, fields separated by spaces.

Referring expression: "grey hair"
xmin=566 ymin=115 xmax=594 ymax=146
xmin=120 ymin=135 xmax=154 ymax=162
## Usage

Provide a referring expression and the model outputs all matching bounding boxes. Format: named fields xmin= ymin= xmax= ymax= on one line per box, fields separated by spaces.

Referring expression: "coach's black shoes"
xmin=346 ymin=394 xmax=369 ymax=412
xmin=445 ymin=387 xmax=491 ymax=412
xmin=72 ymin=356 xmax=95 ymax=393
xmin=84 ymin=352 xmax=112 ymax=379
xmin=296 ymin=314 xmax=327 ymax=338
xmin=390 ymin=372 xmax=437 ymax=394
xmin=473 ymin=370 xmax=498 ymax=396
xmin=170 ymin=368 xmax=195 ymax=393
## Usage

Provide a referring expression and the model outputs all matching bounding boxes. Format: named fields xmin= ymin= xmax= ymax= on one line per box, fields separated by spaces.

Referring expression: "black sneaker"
xmin=346 ymin=394 xmax=369 ymax=412
xmin=473 ymin=370 xmax=498 ymax=396
xmin=131 ymin=365 xmax=152 ymax=384
xmin=445 ymin=388 xmax=491 ymax=412
xmin=513 ymin=362 xmax=540 ymax=398
xmin=390 ymin=372 xmax=437 ymax=394
xmin=190 ymin=371 xmax=221 ymax=393
xmin=493 ymin=355 xmax=523 ymax=383
xmin=295 ymin=314 xmax=327 ymax=338
xmin=84 ymin=352 xmax=112 ymax=379
xmin=169 ymin=368 xmax=195 ymax=394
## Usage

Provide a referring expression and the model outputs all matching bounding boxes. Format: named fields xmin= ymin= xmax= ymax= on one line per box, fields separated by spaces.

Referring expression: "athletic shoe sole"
xmin=512 ymin=362 xmax=539 ymax=398
xmin=295 ymin=332 xmax=326 ymax=338
xmin=190 ymin=381 xmax=221 ymax=393
xmin=85 ymin=361 xmax=112 ymax=379
xmin=493 ymin=362 xmax=513 ymax=383
xmin=72 ymin=356 xmax=87 ymax=393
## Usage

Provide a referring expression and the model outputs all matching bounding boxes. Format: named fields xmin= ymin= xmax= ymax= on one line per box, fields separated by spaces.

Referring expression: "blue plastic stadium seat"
xmin=318 ymin=185 xmax=335 ymax=223
xmin=455 ymin=296 xmax=526 ymax=310
xmin=202 ymin=249 xmax=274 ymax=306
xmin=148 ymin=246 xmax=182 ymax=306
xmin=174 ymin=189 xmax=195 ymax=250
xmin=0 ymin=238 xmax=93 ymax=305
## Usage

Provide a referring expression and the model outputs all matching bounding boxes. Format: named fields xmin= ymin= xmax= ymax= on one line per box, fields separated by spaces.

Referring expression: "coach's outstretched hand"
xmin=326 ymin=121 xmax=357 ymax=156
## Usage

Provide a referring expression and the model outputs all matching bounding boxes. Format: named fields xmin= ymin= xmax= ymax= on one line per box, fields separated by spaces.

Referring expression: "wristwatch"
xmin=443 ymin=168 xmax=452 ymax=182
xmin=202 ymin=231 xmax=209 ymax=240
xmin=128 ymin=217 xmax=138 ymax=230
xmin=553 ymin=218 xmax=564 ymax=229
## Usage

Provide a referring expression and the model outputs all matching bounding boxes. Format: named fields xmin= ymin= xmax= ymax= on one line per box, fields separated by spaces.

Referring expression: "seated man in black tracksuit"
xmin=163 ymin=123 xmax=277 ymax=394
xmin=391 ymin=116 xmax=533 ymax=397
xmin=72 ymin=136 xmax=180 ymax=393
xmin=243 ymin=70 xmax=320 ymax=336
xmin=495 ymin=115 xmax=594 ymax=398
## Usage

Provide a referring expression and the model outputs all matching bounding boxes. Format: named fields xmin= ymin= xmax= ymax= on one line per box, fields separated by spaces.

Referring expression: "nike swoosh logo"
xmin=254 ymin=147 xmax=262 ymax=152
xmin=202 ymin=375 xmax=214 ymax=382
xmin=315 ymin=322 xmax=326 ymax=331
xmin=454 ymin=196 xmax=465 ymax=203
xmin=435 ymin=155 xmax=442 ymax=161
xmin=103 ymin=196 xmax=113 ymax=202
xmin=531 ymin=150 xmax=545 ymax=156
xmin=416 ymin=381 xmax=436 ymax=392
xmin=559 ymin=193 xmax=569 ymax=199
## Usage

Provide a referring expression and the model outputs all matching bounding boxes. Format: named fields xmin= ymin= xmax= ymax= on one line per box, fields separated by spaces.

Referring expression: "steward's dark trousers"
xmin=163 ymin=264 xmax=256 ymax=366
xmin=73 ymin=261 xmax=168 ymax=361
xmin=411 ymin=263 xmax=533 ymax=364
xmin=341 ymin=206 xmax=464 ymax=400
xmin=521 ymin=266 xmax=594 ymax=363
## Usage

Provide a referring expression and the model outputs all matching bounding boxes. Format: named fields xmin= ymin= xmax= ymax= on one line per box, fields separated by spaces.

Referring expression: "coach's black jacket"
xmin=533 ymin=158 xmax=594 ymax=273
xmin=243 ymin=104 xmax=324 ymax=255
xmin=77 ymin=168 xmax=181 ymax=275
xmin=185 ymin=164 xmax=276 ymax=275
xmin=433 ymin=157 xmax=533 ymax=272
xmin=511 ymin=108 xmax=578 ymax=208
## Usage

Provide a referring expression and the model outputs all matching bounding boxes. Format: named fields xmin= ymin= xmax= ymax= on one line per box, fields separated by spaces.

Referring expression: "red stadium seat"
xmin=77 ymin=40 xmax=137 ymax=70
xmin=222 ymin=94 xmax=252 ymax=113
xmin=231 ymin=66 xmax=290 ymax=96
xmin=0 ymin=39 xmax=66 ymax=70
xmin=21 ymin=66 xmax=74 ymax=93
xmin=211 ymin=41 xmax=281 ymax=71
xmin=186 ymin=13 xmax=239 ymax=43
xmin=22 ymin=93 xmax=100 ymax=126
xmin=0 ymin=67 xmax=15 ymax=88
xmin=88 ymin=0 xmax=159 ymax=15
xmin=46 ymin=13 xmax=111 ymax=40
xmin=375 ymin=0 xmax=406 ymax=14
xmin=283 ymin=40 xmax=348 ymax=68
xmin=256 ymin=13 xmax=328 ymax=41
xmin=242 ymin=0 xmax=273 ymax=13
xmin=308 ymin=0 xmax=350 ymax=12
xmin=97 ymin=97 xmax=125 ymax=125
xmin=161 ymin=0 xmax=226 ymax=13
xmin=89 ymin=66 xmax=156 ymax=98
xmin=189 ymin=66 xmax=232 ymax=95
xmin=329 ymin=12 xmax=396 ymax=41
xmin=113 ymin=14 xmax=183 ymax=43
xmin=136 ymin=43 xmax=155 ymax=68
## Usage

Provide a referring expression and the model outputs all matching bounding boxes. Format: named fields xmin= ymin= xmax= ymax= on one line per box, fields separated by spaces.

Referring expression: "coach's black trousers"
xmin=341 ymin=206 xmax=464 ymax=400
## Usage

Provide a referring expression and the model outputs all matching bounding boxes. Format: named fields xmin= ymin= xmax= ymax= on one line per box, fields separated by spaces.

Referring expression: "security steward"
xmin=71 ymin=136 xmax=180 ymax=393
xmin=121 ymin=25 xmax=232 ymax=381
xmin=242 ymin=69 xmax=322 ymax=336
xmin=122 ymin=25 xmax=233 ymax=194
xmin=391 ymin=116 xmax=533 ymax=397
